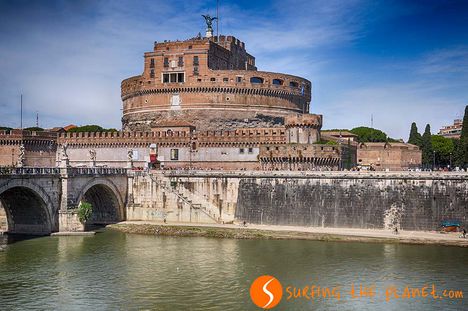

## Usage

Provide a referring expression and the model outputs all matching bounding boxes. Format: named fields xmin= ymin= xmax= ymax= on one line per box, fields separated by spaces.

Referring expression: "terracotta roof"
xmin=63 ymin=124 xmax=77 ymax=131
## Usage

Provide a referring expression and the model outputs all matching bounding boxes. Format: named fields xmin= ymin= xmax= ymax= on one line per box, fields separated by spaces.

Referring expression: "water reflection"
xmin=0 ymin=230 xmax=466 ymax=310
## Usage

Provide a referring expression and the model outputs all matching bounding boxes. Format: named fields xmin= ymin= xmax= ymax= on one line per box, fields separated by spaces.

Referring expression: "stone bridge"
xmin=0 ymin=167 xmax=128 ymax=235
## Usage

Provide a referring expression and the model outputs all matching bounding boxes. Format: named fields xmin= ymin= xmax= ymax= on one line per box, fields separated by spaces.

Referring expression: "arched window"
xmin=289 ymin=81 xmax=299 ymax=87
xmin=250 ymin=77 xmax=264 ymax=84
xmin=272 ymin=79 xmax=283 ymax=85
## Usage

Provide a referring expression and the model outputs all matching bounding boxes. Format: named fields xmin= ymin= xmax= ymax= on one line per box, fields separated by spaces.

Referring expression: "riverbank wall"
xmin=128 ymin=171 xmax=468 ymax=231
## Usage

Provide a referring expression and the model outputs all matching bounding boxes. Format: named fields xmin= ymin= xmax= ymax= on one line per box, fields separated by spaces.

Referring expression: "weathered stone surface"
xmin=235 ymin=176 xmax=468 ymax=230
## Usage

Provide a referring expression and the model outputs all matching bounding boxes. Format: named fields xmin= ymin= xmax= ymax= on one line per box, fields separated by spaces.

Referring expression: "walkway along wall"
xmin=151 ymin=171 xmax=468 ymax=231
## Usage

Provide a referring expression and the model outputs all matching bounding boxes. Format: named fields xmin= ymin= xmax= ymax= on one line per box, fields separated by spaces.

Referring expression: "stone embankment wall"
xmin=157 ymin=171 xmax=468 ymax=231
xmin=127 ymin=172 xmax=219 ymax=223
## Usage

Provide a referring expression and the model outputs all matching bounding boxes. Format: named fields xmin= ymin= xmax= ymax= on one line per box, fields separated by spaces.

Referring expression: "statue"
xmin=89 ymin=149 xmax=96 ymax=166
xmin=202 ymin=14 xmax=217 ymax=32
xmin=89 ymin=149 xmax=96 ymax=161
xmin=61 ymin=142 xmax=69 ymax=159
xmin=127 ymin=149 xmax=134 ymax=169
xmin=17 ymin=144 xmax=25 ymax=167
xmin=60 ymin=142 xmax=70 ymax=168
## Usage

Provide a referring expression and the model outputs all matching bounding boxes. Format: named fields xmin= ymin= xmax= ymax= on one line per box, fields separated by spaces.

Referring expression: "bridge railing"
xmin=0 ymin=167 xmax=128 ymax=176
xmin=66 ymin=167 xmax=128 ymax=176
xmin=0 ymin=167 xmax=61 ymax=175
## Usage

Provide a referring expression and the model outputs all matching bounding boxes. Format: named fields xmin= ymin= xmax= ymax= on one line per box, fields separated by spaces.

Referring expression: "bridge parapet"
xmin=0 ymin=167 xmax=61 ymax=176
xmin=0 ymin=167 xmax=128 ymax=176
xmin=66 ymin=167 xmax=128 ymax=176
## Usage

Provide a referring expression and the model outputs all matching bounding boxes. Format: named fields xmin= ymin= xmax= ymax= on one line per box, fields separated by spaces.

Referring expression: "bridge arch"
xmin=0 ymin=180 xmax=54 ymax=235
xmin=76 ymin=178 xmax=125 ymax=225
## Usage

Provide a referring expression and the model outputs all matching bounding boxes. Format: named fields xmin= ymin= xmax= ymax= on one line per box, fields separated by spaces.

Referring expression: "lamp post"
xmin=433 ymin=150 xmax=436 ymax=170
xmin=449 ymin=152 xmax=452 ymax=169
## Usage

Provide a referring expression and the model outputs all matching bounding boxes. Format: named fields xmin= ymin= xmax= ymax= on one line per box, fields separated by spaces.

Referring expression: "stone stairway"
xmin=149 ymin=174 xmax=221 ymax=223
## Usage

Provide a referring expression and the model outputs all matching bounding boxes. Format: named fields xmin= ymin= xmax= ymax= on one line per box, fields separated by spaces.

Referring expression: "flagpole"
xmin=216 ymin=0 xmax=219 ymax=39
xmin=20 ymin=94 xmax=23 ymax=129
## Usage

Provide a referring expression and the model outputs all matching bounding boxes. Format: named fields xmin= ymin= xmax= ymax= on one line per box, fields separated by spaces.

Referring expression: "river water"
xmin=0 ymin=229 xmax=466 ymax=310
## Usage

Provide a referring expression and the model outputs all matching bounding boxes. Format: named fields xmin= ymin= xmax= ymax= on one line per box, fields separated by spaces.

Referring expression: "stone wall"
xmin=235 ymin=174 xmax=467 ymax=230
xmin=127 ymin=172 xmax=218 ymax=223
xmin=161 ymin=171 xmax=468 ymax=231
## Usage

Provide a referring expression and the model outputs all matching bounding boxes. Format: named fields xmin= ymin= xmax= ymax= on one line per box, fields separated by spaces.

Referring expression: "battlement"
xmin=285 ymin=114 xmax=322 ymax=129
xmin=56 ymin=128 xmax=287 ymax=147
xmin=0 ymin=129 xmax=58 ymax=139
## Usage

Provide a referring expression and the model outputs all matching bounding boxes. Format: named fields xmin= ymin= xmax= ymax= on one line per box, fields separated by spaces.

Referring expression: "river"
xmin=0 ymin=229 xmax=466 ymax=310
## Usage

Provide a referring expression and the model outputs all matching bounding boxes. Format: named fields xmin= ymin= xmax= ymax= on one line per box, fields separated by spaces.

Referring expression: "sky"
xmin=0 ymin=0 xmax=467 ymax=140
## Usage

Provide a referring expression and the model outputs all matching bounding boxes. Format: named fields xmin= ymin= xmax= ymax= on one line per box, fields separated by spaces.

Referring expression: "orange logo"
xmin=250 ymin=275 xmax=283 ymax=309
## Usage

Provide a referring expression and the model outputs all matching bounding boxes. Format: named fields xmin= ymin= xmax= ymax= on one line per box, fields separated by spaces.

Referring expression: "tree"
xmin=24 ymin=127 xmax=44 ymax=131
xmin=431 ymin=135 xmax=455 ymax=166
xmin=350 ymin=127 xmax=388 ymax=143
xmin=454 ymin=105 xmax=468 ymax=168
xmin=421 ymin=124 xmax=433 ymax=167
xmin=0 ymin=126 xmax=12 ymax=132
xmin=68 ymin=125 xmax=118 ymax=133
xmin=408 ymin=122 xmax=422 ymax=147
xmin=77 ymin=201 xmax=93 ymax=224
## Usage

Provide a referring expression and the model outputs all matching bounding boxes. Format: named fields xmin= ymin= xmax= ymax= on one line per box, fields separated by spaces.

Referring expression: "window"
xmin=223 ymin=77 xmax=229 ymax=82
xmin=162 ymin=72 xmax=185 ymax=83
xmin=239 ymin=148 xmax=245 ymax=154
xmin=177 ymin=72 xmax=184 ymax=82
xmin=210 ymin=77 xmax=216 ymax=82
xmin=250 ymin=77 xmax=264 ymax=84
xmin=193 ymin=56 xmax=199 ymax=66
xmin=170 ymin=149 xmax=179 ymax=160
xmin=236 ymin=76 xmax=242 ymax=83
xmin=272 ymin=79 xmax=283 ymax=85
xmin=188 ymin=45 xmax=193 ymax=49
xmin=150 ymin=69 xmax=155 ymax=78
xmin=150 ymin=58 xmax=155 ymax=68
xmin=193 ymin=66 xmax=199 ymax=76
xmin=163 ymin=57 xmax=169 ymax=68
xmin=289 ymin=81 xmax=299 ymax=87
xmin=248 ymin=147 xmax=253 ymax=154
xmin=178 ymin=56 xmax=184 ymax=67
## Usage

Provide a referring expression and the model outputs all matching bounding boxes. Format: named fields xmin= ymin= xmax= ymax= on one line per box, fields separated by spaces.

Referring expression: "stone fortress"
xmin=2 ymin=19 xmax=465 ymax=236
xmin=0 ymin=19 xmax=421 ymax=171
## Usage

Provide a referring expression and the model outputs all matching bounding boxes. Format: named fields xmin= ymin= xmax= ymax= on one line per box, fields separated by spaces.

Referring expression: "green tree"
xmin=68 ymin=125 xmax=118 ymax=133
xmin=454 ymin=105 xmax=468 ymax=168
xmin=0 ymin=126 xmax=13 ymax=132
xmin=421 ymin=124 xmax=433 ymax=167
xmin=431 ymin=135 xmax=455 ymax=166
xmin=408 ymin=122 xmax=422 ymax=146
xmin=77 ymin=201 xmax=93 ymax=224
xmin=24 ymin=126 xmax=44 ymax=131
xmin=350 ymin=127 xmax=388 ymax=143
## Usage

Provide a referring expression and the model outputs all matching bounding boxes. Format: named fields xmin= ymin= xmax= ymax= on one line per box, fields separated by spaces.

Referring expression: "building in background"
xmin=356 ymin=142 xmax=421 ymax=171
xmin=438 ymin=119 xmax=463 ymax=139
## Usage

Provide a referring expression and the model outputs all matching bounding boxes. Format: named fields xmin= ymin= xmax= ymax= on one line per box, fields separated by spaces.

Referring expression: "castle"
xmin=0 ymin=21 xmax=421 ymax=171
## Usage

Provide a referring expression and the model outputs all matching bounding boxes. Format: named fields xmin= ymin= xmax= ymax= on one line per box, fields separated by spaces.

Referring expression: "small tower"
xmin=285 ymin=114 xmax=322 ymax=144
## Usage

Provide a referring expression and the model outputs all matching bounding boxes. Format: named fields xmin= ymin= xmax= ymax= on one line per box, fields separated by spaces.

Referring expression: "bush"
xmin=77 ymin=201 xmax=93 ymax=223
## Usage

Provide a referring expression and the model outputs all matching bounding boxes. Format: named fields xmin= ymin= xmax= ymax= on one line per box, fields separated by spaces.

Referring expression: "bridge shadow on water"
xmin=0 ymin=232 xmax=48 ymax=247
